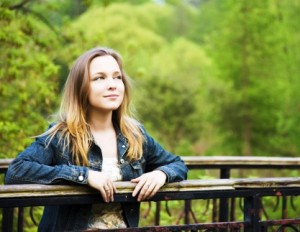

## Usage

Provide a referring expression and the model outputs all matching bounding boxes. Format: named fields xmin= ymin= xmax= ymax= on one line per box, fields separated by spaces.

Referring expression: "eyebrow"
xmin=92 ymin=71 xmax=121 ymax=76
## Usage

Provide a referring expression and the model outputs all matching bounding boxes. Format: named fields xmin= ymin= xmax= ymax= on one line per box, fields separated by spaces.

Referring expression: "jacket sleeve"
xmin=142 ymin=128 xmax=188 ymax=183
xmin=5 ymin=133 xmax=89 ymax=185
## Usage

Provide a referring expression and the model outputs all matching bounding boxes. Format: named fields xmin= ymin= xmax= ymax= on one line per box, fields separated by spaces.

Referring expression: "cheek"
xmin=120 ymin=83 xmax=125 ymax=96
xmin=88 ymin=86 xmax=100 ymax=103
xmin=87 ymin=87 xmax=94 ymax=101
xmin=120 ymin=92 xmax=125 ymax=102
xmin=89 ymin=84 xmax=104 ymax=95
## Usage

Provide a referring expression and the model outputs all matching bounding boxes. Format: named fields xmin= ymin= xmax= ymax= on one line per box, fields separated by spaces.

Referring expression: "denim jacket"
xmin=5 ymin=124 xmax=188 ymax=231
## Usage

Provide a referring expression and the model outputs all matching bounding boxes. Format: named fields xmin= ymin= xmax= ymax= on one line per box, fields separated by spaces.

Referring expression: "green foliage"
xmin=2 ymin=0 xmax=299 ymax=160
xmin=2 ymin=0 xmax=300 ymax=159
xmin=195 ymin=0 xmax=300 ymax=156
xmin=135 ymin=38 xmax=215 ymax=152
xmin=0 ymin=5 xmax=60 ymax=158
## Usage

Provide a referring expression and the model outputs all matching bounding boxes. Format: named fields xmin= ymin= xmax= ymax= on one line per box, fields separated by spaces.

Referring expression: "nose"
xmin=107 ymin=77 xmax=117 ymax=89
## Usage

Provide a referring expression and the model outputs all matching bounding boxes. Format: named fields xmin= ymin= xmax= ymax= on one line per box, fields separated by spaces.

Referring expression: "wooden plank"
xmin=1 ymin=178 xmax=300 ymax=199
xmin=232 ymin=177 xmax=300 ymax=188
xmin=182 ymin=156 xmax=300 ymax=166
xmin=2 ymin=156 xmax=300 ymax=171
xmin=0 ymin=180 xmax=235 ymax=198
xmin=0 ymin=158 xmax=13 ymax=169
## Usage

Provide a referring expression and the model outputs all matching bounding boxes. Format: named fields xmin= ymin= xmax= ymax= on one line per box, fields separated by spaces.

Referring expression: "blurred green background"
xmin=0 ymin=0 xmax=300 ymax=158
xmin=1 ymin=0 xmax=300 ymax=230
xmin=1 ymin=0 xmax=300 ymax=159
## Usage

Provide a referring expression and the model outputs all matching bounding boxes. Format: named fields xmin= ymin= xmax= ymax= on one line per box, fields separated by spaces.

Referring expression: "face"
xmin=88 ymin=55 xmax=125 ymax=114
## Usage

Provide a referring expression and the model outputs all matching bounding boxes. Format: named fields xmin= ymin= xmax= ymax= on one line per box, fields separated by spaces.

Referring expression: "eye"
xmin=114 ymin=75 xmax=122 ymax=80
xmin=92 ymin=76 xmax=105 ymax=81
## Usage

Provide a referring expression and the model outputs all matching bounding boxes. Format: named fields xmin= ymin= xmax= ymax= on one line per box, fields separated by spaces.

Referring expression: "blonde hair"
xmin=46 ymin=47 xmax=144 ymax=166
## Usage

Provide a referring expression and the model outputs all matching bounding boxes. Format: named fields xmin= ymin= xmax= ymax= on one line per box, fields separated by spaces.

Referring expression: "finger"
xmin=148 ymin=184 xmax=161 ymax=199
xmin=105 ymin=182 xmax=115 ymax=201
xmin=138 ymin=182 xmax=153 ymax=201
xmin=111 ymin=183 xmax=117 ymax=202
xmin=130 ymin=177 xmax=141 ymax=183
xmin=105 ymin=185 xmax=112 ymax=202
xmin=107 ymin=182 xmax=115 ymax=202
xmin=108 ymin=184 xmax=115 ymax=202
xmin=100 ymin=187 xmax=108 ymax=203
xmin=112 ymin=183 xmax=117 ymax=193
xmin=132 ymin=182 xmax=143 ymax=197
xmin=132 ymin=179 xmax=146 ymax=197
xmin=107 ymin=190 xmax=113 ymax=202
xmin=144 ymin=183 xmax=157 ymax=200
xmin=104 ymin=188 xmax=111 ymax=202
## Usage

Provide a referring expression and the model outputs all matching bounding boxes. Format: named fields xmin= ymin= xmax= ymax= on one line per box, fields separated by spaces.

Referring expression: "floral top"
xmin=87 ymin=157 xmax=127 ymax=229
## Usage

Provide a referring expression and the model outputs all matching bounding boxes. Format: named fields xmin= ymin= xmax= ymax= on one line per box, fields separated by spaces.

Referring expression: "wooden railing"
xmin=183 ymin=156 xmax=300 ymax=224
xmin=1 ymin=156 xmax=300 ymax=231
xmin=183 ymin=156 xmax=300 ymax=178
xmin=1 ymin=178 xmax=300 ymax=231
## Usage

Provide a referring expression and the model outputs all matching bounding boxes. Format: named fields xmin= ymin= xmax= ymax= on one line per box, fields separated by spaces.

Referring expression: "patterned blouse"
xmin=87 ymin=157 xmax=127 ymax=229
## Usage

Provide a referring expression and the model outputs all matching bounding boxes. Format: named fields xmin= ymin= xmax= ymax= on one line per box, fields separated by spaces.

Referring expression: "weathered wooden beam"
xmin=232 ymin=177 xmax=300 ymax=188
xmin=0 ymin=180 xmax=234 ymax=198
xmin=2 ymin=156 xmax=300 ymax=173
xmin=183 ymin=156 xmax=300 ymax=167
xmin=1 ymin=178 xmax=300 ymax=199
xmin=0 ymin=158 xmax=13 ymax=171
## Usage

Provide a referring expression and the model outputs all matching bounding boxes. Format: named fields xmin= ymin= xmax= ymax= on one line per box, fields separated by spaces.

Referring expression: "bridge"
xmin=1 ymin=156 xmax=300 ymax=231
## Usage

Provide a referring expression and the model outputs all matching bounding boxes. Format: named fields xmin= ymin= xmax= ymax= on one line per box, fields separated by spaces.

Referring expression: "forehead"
xmin=89 ymin=55 xmax=120 ymax=75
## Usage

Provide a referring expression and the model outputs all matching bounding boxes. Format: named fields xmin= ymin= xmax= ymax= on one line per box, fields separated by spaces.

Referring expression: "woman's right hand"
xmin=87 ymin=170 xmax=116 ymax=203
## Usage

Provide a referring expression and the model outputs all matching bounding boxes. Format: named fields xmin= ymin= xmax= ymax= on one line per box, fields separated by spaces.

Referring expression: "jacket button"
xmin=122 ymin=145 xmax=126 ymax=148
xmin=78 ymin=175 xmax=84 ymax=182
xmin=120 ymin=159 xmax=125 ymax=164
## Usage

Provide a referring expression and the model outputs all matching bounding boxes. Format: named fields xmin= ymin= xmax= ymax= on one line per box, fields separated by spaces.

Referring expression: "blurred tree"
xmin=197 ymin=0 xmax=300 ymax=156
xmin=268 ymin=0 xmax=300 ymax=156
xmin=2 ymin=0 xmax=300 ymax=159
xmin=0 ymin=2 xmax=60 ymax=158
xmin=136 ymin=38 xmax=216 ymax=154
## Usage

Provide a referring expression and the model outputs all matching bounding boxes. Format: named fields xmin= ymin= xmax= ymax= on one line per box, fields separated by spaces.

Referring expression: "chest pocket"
xmin=129 ymin=157 xmax=145 ymax=178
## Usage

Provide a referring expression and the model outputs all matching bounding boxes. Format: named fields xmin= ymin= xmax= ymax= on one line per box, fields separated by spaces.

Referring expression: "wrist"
xmin=155 ymin=170 xmax=167 ymax=183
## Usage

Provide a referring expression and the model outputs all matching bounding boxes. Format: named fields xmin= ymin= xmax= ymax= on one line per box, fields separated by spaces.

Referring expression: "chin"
xmin=107 ymin=105 xmax=121 ymax=111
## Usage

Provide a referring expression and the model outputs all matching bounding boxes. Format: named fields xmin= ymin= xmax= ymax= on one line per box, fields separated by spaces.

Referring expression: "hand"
xmin=131 ymin=170 xmax=167 ymax=201
xmin=87 ymin=170 xmax=116 ymax=203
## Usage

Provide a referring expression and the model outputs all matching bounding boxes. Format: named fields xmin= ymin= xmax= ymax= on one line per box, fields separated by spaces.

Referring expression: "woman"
xmin=5 ymin=47 xmax=188 ymax=231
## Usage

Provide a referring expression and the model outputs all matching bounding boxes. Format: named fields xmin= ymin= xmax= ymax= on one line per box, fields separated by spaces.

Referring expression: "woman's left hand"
xmin=131 ymin=170 xmax=167 ymax=201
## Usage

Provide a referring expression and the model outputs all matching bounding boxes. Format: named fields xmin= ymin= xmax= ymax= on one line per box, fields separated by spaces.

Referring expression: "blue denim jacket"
xmin=5 ymin=124 xmax=188 ymax=231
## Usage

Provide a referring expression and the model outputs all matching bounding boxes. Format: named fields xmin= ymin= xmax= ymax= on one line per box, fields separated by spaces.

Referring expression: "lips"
xmin=104 ymin=94 xmax=119 ymax=98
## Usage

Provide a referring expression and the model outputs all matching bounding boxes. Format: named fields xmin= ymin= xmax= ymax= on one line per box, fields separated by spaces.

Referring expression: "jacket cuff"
xmin=156 ymin=166 xmax=176 ymax=183
xmin=71 ymin=166 xmax=89 ymax=184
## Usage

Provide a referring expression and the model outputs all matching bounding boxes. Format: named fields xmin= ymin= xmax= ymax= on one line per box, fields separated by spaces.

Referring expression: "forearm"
xmin=5 ymin=158 xmax=88 ymax=185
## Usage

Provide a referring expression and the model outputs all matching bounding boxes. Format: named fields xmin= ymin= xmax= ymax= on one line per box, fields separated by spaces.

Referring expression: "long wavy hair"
xmin=46 ymin=47 xmax=144 ymax=166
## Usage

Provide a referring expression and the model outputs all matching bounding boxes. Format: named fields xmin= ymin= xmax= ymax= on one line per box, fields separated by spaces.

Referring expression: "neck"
xmin=88 ymin=110 xmax=114 ymax=132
